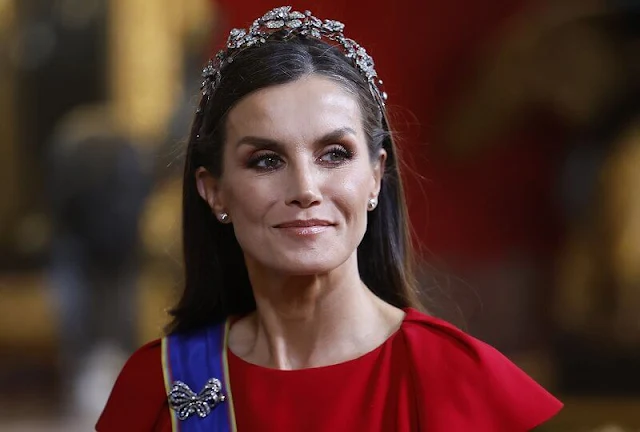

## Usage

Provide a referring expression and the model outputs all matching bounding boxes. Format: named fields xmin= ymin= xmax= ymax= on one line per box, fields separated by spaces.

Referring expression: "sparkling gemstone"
xmin=266 ymin=20 xmax=285 ymax=28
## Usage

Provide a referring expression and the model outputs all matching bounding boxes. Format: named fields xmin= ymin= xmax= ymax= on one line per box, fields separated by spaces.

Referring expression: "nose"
xmin=285 ymin=162 xmax=322 ymax=208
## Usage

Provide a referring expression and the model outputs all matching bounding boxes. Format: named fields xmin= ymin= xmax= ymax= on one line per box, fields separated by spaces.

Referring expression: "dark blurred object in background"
xmin=0 ymin=0 xmax=107 ymax=269
xmin=550 ymin=4 xmax=640 ymax=396
xmin=47 ymin=104 xmax=151 ymax=418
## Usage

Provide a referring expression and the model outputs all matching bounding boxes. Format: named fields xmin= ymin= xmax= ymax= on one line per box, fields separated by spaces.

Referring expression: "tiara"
xmin=200 ymin=6 xmax=387 ymax=108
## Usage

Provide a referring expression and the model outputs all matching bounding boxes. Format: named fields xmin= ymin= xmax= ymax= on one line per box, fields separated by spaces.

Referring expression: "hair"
xmin=167 ymin=35 xmax=424 ymax=334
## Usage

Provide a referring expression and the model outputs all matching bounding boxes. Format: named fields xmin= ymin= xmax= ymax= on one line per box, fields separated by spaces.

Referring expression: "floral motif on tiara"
xmin=200 ymin=6 xmax=387 ymax=108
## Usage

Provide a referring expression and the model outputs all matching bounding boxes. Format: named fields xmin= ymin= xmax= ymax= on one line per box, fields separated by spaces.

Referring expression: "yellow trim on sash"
xmin=161 ymin=337 xmax=180 ymax=432
xmin=223 ymin=318 xmax=238 ymax=432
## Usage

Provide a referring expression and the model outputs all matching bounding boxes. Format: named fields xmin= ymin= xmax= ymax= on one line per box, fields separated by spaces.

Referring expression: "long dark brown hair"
xmin=167 ymin=35 xmax=424 ymax=334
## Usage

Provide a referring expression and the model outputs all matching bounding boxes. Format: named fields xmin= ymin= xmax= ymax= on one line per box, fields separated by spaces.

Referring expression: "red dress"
xmin=96 ymin=309 xmax=562 ymax=431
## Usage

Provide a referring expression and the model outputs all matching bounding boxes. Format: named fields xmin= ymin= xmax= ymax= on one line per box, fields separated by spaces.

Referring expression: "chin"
xmin=242 ymin=240 xmax=358 ymax=276
xmin=272 ymin=259 xmax=342 ymax=276
xmin=260 ymin=250 xmax=350 ymax=276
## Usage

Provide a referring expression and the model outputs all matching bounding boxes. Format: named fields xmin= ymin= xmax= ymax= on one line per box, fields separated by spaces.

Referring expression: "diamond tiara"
xmin=200 ymin=6 xmax=388 ymax=109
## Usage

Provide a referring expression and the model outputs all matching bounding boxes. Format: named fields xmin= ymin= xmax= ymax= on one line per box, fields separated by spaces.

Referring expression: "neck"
xmin=229 ymin=253 xmax=404 ymax=370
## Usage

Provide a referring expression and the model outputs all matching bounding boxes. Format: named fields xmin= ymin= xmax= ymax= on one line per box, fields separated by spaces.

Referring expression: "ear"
xmin=371 ymin=148 xmax=387 ymax=198
xmin=195 ymin=167 xmax=227 ymax=216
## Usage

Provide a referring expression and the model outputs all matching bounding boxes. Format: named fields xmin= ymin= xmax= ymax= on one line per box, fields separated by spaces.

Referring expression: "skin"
xmin=196 ymin=75 xmax=405 ymax=370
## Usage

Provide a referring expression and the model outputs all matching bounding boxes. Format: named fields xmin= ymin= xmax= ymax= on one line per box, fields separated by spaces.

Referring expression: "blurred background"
xmin=0 ymin=0 xmax=638 ymax=430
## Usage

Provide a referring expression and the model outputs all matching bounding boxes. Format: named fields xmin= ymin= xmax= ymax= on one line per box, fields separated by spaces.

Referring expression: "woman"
xmin=97 ymin=7 xmax=562 ymax=431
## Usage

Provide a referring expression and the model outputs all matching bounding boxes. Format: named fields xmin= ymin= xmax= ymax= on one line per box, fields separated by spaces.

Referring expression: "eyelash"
xmin=321 ymin=145 xmax=353 ymax=164
xmin=246 ymin=145 xmax=354 ymax=171
xmin=247 ymin=152 xmax=283 ymax=171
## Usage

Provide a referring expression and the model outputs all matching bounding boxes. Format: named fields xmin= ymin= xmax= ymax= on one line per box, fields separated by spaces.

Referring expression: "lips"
xmin=274 ymin=219 xmax=334 ymax=228
xmin=273 ymin=219 xmax=335 ymax=236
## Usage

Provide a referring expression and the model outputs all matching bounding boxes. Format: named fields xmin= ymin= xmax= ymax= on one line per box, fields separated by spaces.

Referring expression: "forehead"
xmin=225 ymin=75 xmax=363 ymax=142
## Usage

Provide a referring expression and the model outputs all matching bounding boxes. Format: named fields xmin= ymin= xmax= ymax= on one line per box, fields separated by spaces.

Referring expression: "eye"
xmin=247 ymin=152 xmax=284 ymax=171
xmin=319 ymin=145 xmax=353 ymax=165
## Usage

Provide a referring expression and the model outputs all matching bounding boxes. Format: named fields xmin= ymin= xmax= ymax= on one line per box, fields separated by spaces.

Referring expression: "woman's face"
xmin=196 ymin=75 xmax=385 ymax=275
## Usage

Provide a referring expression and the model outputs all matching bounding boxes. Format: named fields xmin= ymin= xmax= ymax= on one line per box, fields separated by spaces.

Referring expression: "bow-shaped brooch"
xmin=168 ymin=378 xmax=226 ymax=420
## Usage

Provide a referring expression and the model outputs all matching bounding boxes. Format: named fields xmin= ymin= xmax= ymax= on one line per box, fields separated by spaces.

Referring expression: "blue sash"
xmin=162 ymin=320 xmax=237 ymax=432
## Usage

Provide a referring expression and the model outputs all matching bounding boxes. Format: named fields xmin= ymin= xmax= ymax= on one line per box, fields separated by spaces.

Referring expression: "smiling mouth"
xmin=275 ymin=219 xmax=333 ymax=228
xmin=274 ymin=219 xmax=335 ymax=235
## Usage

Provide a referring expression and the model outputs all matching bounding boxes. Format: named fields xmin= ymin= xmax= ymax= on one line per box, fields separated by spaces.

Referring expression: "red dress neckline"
xmin=226 ymin=308 xmax=414 ymax=373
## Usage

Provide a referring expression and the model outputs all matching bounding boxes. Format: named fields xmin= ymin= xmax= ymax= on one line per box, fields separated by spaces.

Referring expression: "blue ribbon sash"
xmin=162 ymin=319 xmax=237 ymax=432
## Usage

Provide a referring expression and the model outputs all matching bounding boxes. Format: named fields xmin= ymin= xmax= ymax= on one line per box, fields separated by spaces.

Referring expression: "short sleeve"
xmin=96 ymin=339 xmax=168 ymax=431
xmin=402 ymin=310 xmax=562 ymax=431
xmin=470 ymin=338 xmax=563 ymax=430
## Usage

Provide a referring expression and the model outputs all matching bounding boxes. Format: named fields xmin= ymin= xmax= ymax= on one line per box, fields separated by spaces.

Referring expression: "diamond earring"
xmin=367 ymin=198 xmax=378 ymax=211
xmin=218 ymin=212 xmax=229 ymax=223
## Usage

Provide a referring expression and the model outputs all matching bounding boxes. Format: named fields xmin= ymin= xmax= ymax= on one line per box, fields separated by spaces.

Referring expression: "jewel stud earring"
xmin=367 ymin=198 xmax=378 ymax=211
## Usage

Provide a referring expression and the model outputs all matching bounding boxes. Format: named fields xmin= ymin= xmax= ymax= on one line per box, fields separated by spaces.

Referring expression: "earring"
xmin=367 ymin=198 xmax=378 ymax=211
xmin=218 ymin=212 xmax=229 ymax=223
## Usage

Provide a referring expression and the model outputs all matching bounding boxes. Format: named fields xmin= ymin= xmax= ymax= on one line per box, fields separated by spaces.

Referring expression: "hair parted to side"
xmin=167 ymin=34 xmax=425 ymax=334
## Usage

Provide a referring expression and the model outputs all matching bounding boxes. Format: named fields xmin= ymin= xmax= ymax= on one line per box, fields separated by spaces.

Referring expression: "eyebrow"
xmin=235 ymin=127 xmax=358 ymax=150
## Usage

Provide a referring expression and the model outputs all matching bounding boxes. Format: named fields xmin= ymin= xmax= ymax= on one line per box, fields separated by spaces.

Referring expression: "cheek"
xmin=223 ymin=172 xmax=284 ymax=228
xmin=328 ymin=167 xmax=374 ymax=216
